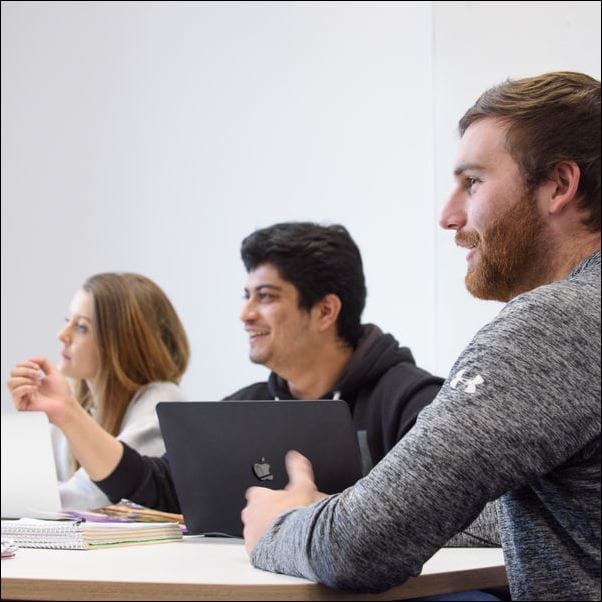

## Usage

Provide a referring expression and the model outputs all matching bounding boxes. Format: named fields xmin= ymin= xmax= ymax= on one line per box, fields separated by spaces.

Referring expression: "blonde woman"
xmin=7 ymin=272 xmax=189 ymax=510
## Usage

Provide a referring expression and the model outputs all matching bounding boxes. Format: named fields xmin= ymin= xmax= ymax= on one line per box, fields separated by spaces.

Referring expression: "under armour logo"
xmin=450 ymin=368 xmax=484 ymax=393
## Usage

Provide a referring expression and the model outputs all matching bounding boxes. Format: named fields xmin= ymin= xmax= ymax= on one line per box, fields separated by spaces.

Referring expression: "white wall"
xmin=433 ymin=0 xmax=602 ymax=374
xmin=1 ymin=1 xmax=600 ymax=410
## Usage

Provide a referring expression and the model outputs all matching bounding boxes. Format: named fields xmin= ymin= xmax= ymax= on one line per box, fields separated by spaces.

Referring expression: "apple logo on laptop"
xmin=252 ymin=457 xmax=274 ymax=481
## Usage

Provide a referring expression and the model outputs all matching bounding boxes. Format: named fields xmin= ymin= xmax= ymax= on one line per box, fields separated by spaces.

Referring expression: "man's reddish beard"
xmin=456 ymin=192 xmax=551 ymax=302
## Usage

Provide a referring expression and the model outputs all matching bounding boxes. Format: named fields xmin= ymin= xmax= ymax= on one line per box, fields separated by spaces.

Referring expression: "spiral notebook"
xmin=1 ymin=518 xmax=183 ymax=550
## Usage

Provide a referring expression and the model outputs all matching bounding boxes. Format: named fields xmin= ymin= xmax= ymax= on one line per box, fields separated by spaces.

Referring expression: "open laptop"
xmin=1 ymin=412 xmax=63 ymax=519
xmin=156 ymin=400 xmax=363 ymax=537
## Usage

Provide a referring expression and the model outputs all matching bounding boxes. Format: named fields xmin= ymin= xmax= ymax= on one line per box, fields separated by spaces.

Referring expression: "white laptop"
xmin=1 ymin=411 xmax=63 ymax=519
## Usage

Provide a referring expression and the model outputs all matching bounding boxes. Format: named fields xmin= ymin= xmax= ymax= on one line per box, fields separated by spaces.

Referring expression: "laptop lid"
xmin=156 ymin=400 xmax=363 ymax=537
xmin=1 ymin=412 xmax=63 ymax=519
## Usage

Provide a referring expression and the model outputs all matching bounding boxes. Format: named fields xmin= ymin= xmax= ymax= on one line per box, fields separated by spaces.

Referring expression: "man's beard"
xmin=456 ymin=193 xmax=552 ymax=302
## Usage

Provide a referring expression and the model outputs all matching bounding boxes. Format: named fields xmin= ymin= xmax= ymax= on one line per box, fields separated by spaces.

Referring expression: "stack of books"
xmin=91 ymin=501 xmax=185 ymax=525
xmin=1 ymin=517 xmax=183 ymax=550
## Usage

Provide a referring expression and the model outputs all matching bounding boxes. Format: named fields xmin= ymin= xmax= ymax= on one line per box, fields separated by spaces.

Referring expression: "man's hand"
xmin=242 ymin=450 xmax=328 ymax=554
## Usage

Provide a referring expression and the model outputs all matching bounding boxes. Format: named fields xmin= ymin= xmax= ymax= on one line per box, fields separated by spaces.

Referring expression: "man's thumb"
xmin=285 ymin=450 xmax=316 ymax=490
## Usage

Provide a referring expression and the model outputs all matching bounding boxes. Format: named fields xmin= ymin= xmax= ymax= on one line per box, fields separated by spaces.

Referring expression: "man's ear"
xmin=313 ymin=294 xmax=342 ymax=333
xmin=544 ymin=160 xmax=581 ymax=216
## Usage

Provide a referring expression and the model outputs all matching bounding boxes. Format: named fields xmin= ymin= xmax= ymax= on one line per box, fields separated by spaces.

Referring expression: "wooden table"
xmin=1 ymin=536 xmax=507 ymax=601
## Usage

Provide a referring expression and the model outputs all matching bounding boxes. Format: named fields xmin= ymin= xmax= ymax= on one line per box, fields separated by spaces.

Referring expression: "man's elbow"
xmin=311 ymin=548 xmax=413 ymax=594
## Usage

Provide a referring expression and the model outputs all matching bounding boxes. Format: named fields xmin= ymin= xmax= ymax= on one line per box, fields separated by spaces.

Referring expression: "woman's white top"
xmin=50 ymin=381 xmax=186 ymax=511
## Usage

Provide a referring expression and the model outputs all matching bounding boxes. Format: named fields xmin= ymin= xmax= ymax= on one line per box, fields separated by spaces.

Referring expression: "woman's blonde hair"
xmin=73 ymin=272 xmax=189 ymax=437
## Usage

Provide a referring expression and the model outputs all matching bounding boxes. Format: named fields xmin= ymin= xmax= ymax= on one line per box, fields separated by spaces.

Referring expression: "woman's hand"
xmin=8 ymin=356 xmax=123 ymax=481
xmin=7 ymin=356 xmax=79 ymax=426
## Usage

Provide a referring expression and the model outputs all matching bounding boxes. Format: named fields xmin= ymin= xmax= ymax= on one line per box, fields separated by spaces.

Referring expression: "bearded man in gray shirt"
xmin=242 ymin=71 xmax=601 ymax=602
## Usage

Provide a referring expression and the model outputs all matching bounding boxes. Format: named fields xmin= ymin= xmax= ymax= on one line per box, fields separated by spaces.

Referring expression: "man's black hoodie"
xmin=226 ymin=324 xmax=443 ymax=472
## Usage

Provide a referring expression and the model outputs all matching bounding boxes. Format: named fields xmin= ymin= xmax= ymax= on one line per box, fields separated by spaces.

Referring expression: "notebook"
xmin=1 ymin=517 xmax=183 ymax=549
xmin=156 ymin=400 xmax=363 ymax=537
xmin=1 ymin=412 xmax=63 ymax=519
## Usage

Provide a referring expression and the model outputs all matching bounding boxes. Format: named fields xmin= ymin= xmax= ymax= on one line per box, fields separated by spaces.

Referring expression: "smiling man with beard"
xmin=452 ymin=121 xmax=554 ymax=303
xmin=242 ymin=72 xmax=601 ymax=602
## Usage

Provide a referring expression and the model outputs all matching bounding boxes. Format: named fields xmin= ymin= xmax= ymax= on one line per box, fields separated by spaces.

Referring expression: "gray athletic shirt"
xmin=251 ymin=251 xmax=601 ymax=601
